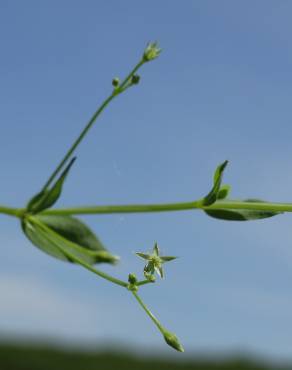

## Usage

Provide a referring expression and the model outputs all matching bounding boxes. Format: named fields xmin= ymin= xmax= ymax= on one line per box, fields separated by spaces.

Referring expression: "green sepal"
xmin=22 ymin=214 xmax=119 ymax=264
xmin=202 ymin=161 xmax=228 ymax=206
xmin=144 ymin=261 xmax=155 ymax=275
xmin=204 ymin=199 xmax=282 ymax=221
xmin=27 ymin=157 xmax=76 ymax=213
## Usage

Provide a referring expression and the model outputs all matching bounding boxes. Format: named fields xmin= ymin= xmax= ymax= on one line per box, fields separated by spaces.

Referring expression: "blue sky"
xmin=1 ymin=0 xmax=292 ymax=361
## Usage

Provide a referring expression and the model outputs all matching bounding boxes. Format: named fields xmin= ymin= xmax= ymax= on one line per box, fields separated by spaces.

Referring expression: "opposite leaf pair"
xmin=23 ymin=156 xmax=117 ymax=266
xmin=202 ymin=161 xmax=281 ymax=221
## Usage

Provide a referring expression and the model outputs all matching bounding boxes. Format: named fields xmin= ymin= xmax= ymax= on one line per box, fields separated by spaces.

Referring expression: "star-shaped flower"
xmin=136 ymin=243 xmax=177 ymax=279
xmin=143 ymin=42 xmax=162 ymax=62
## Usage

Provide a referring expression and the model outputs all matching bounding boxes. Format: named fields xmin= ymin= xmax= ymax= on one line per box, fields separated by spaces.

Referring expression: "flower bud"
xmin=163 ymin=330 xmax=184 ymax=352
xmin=112 ymin=77 xmax=120 ymax=87
xmin=128 ymin=273 xmax=137 ymax=285
xmin=144 ymin=273 xmax=156 ymax=283
xmin=127 ymin=273 xmax=138 ymax=292
xmin=131 ymin=74 xmax=140 ymax=85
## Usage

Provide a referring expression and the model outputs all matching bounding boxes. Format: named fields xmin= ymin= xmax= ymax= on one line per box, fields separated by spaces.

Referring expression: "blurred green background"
xmin=0 ymin=343 xmax=289 ymax=370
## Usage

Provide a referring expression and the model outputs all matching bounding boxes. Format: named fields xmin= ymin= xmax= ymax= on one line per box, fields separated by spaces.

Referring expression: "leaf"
xmin=202 ymin=161 xmax=228 ymax=206
xmin=204 ymin=199 xmax=282 ymax=221
xmin=22 ymin=215 xmax=119 ymax=264
xmin=22 ymin=219 xmax=67 ymax=261
xmin=26 ymin=190 xmax=49 ymax=212
xmin=27 ymin=157 xmax=76 ymax=213
xmin=36 ymin=215 xmax=105 ymax=252
xmin=217 ymin=184 xmax=231 ymax=200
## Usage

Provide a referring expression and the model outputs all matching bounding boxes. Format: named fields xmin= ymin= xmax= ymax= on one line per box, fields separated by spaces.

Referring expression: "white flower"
xmin=136 ymin=243 xmax=176 ymax=279
xmin=143 ymin=42 xmax=162 ymax=62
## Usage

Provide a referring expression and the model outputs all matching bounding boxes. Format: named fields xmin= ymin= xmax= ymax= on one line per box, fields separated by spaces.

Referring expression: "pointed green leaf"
xmin=204 ymin=199 xmax=282 ymax=221
xmin=36 ymin=215 xmax=105 ymax=252
xmin=22 ymin=218 xmax=68 ymax=261
xmin=27 ymin=157 xmax=76 ymax=213
xmin=202 ymin=161 xmax=228 ymax=206
xmin=22 ymin=215 xmax=118 ymax=264
xmin=26 ymin=190 xmax=49 ymax=212
xmin=217 ymin=184 xmax=231 ymax=200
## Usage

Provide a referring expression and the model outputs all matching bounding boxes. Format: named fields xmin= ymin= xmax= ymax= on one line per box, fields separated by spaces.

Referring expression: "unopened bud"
xmin=127 ymin=273 xmax=138 ymax=292
xmin=146 ymin=274 xmax=156 ymax=283
xmin=131 ymin=74 xmax=140 ymax=85
xmin=112 ymin=77 xmax=120 ymax=87
xmin=163 ymin=330 xmax=184 ymax=352
xmin=128 ymin=273 xmax=137 ymax=285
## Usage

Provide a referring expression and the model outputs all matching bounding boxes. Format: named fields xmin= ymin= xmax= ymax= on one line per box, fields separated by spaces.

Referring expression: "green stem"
xmin=42 ymin=199 xmax=292 ymax=216
xmin=137 ymin=279 xmax=154 ymax=287
xmin=119 ymin=60 xmax=144 ymax=89
xmin=2 ymin=198 xmax=292 ymax=220
xmin=63 ymin=251 xmax=128 ymax=288
xmin=41 ymin=59 xmax=145 ymax=192
xmin=43 ymin=201 xmax=196 ymax=215
xmin=131 ymin=291 xmax=165 ymax=333
xmin=0 ymin=206 xmax=23 ymax=218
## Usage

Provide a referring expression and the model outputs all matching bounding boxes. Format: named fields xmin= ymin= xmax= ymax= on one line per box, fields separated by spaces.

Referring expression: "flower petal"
xmin=136 ymin=252 xmax=151 ymax=261
xmin=155 ymin=265 xmax=164 ymax=279
xmin=160 ymin=256 xmax=177 ymax=262
xmin=153 ymin=243 xmax=160 ymax=256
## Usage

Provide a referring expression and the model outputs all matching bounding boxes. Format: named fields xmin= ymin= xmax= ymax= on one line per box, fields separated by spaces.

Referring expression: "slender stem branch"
xmin=41 ymin=59 xmax=145 ymax=192
xmin=63 ymin=250 xmax=128 ymax=288
xmin=131 ymin=291 xmax=165 ymax=333
xmin=137 ymin=279 xmax=154 ymax=286
xmin=42 ymin=94 xmax=113 ymax=191
xmin=119 ymin=60 xmax=144 ymax=89
xmin=42 ymin=199 xmax=292 ymax=216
